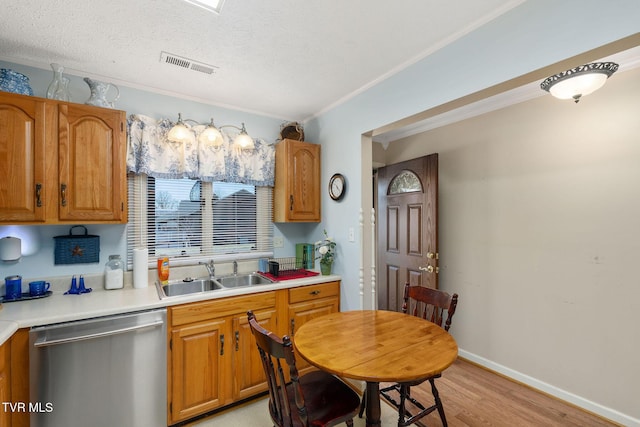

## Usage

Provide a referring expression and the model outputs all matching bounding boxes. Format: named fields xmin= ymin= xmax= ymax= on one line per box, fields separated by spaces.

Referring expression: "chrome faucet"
xmin=233 ymin=260 xmax=238 ymax=276
xmin=199 ymin=260 xmax=215 ymax=278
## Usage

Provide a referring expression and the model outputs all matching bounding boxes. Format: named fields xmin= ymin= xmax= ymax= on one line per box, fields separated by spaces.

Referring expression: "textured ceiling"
xmin=0 ymin=0 xmax=521 ymax=121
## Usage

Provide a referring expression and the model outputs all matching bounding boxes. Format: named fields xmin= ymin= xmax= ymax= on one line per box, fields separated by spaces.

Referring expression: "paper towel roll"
xmin=133 ymin=247 xmax=149 ymax=288
xmin=0 ymin=236 xmax=21 ymax=261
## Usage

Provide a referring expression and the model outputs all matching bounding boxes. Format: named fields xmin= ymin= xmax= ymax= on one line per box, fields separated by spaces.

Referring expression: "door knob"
xmin=427 ymin=252 xmax=439 ymax=259
xmin=419 ymin=265 xmax=434 ymax=273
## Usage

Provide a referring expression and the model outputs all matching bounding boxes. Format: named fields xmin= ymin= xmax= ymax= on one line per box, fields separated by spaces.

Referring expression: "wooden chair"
xmin=247 ymin=311 xmax=360 ymax=427
xmin=361 ymin=284 xmax=458 ymax=426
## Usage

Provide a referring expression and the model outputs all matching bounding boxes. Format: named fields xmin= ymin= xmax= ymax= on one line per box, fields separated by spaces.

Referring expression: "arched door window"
xmin=387 ymin=170 xmax=423 ymax=194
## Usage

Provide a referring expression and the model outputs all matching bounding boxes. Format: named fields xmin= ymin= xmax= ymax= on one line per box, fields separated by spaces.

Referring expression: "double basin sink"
xmin=157 ymin=273 xmax=275 ymax=299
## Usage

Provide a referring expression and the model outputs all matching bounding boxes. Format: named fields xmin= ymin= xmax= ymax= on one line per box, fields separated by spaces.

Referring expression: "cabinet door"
xmin=0 ymin=339 xmax=10 ymax=427
xmin=58 ymin=103 xmax=126 ymax=222
xmin=232 ymin=307 xmax=278 ymax=400
xmin=289 ymin=296 xmax=339 ymax=372
xmin=0 ymin=94 xmax=47 ymax=222
xmin=274 ymin=139 xmax=321 ymax=222
xmin=290 ymin=141 xmax=320 ymax=221
xmin=169 ymin=318 xmax=227 ymax=424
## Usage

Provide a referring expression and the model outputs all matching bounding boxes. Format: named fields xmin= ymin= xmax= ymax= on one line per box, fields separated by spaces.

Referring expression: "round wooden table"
xmin=293 ymin=310 xmax=458 ymax=427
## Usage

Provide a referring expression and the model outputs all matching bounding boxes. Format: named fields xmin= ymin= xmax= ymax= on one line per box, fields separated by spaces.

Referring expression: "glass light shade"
xmin=548 ymin=73 xmax=608 ymax=100
xmin=232 ymin=123 xmax=254 ymax=150
xmin=167 ymin=114 xmax=191 ymax=143
xmin=199 ymin=124 xmax=223 ymax=147
xmin=167 ymin=124 xmax=190 ymax=142
xmin=540 ymin=62 xmax=618 ymax=103
xmin=233 ymin=133 xmax=255 ymax=150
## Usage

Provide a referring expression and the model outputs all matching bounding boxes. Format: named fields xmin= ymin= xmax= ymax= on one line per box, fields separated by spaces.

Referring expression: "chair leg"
xmin=397 ymin=384 xmax=408 ymax=426
xmin=346 ymin=419 xmax=354 ymax=427
xmin=358 ymin=389 xmax=366 ymax=418
xmin=429 ymin=378 xmax=447 ymax=427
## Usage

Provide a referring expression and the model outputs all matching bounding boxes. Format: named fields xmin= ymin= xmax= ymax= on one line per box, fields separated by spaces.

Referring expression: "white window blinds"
xmin=127 ymin=174 xmax=273 ymax=269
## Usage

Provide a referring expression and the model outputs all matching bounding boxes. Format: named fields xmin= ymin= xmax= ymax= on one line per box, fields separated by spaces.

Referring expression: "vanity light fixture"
xmin=540 ymin=62 xmax=619 ymax=103
xmin=168 ymin=113 xmax=254 ymax=150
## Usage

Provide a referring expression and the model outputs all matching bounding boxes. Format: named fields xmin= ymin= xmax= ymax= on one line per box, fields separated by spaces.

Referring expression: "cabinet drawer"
xmin=170 ymin=291 xmax=276 ymax=326
xmin=288 ymin=281 xmax=339 ymax=304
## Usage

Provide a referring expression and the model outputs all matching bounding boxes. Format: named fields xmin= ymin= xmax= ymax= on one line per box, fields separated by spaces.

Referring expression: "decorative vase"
xmin=320 ymin=260 xmax=333 ymax=276
xmin=84 ymin=77 xmax=119 ymax=108
xmin=46 ymin=63 xmax=71 ymax=101
xmin=0 ymin=68 xmax=34 ymax=96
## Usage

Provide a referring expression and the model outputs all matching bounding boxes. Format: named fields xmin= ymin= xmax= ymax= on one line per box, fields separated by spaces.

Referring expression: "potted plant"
xmin=315 ymin=230 xmax=336 ymax=275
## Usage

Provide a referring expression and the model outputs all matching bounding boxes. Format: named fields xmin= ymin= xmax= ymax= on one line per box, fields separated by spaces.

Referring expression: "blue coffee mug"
xmin=4 ymin=275 xmax=22 ymax=300
xmin=29 ymin=280 xmax=51 ymax=297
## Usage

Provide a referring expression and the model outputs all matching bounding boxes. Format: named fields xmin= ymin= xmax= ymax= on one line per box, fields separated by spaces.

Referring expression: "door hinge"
xmin=169 ymin=339 xmax=172 ymax=351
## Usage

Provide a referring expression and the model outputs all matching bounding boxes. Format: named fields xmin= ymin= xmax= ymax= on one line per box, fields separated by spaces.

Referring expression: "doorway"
xmin=375 ymin=153 xmax=439 ymax=311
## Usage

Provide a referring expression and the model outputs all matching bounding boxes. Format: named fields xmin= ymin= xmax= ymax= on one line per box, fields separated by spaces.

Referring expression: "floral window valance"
xmin=126 ymin=114 xmax=275 ymax=187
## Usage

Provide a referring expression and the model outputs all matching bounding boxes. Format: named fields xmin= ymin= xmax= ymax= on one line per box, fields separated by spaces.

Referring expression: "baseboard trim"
xmin=458 ymin=349 xmax=639 ymax=427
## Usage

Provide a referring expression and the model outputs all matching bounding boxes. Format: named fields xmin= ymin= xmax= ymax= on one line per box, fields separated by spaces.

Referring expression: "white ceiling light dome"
xmin=540 ymin=62 xmax=619 ymax=103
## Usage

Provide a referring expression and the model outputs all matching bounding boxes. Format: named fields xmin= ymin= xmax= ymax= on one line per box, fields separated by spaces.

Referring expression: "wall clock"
xmin=329 ymin=173 xmax=346 ymax=201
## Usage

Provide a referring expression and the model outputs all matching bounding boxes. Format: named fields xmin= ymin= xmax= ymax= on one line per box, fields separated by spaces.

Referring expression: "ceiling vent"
xmin=160 ymin=51 xmax=218 ymax=75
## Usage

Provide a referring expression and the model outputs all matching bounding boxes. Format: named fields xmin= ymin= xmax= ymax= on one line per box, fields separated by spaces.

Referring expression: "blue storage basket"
xmin=54 ymin=226 xmax=100 ymax=265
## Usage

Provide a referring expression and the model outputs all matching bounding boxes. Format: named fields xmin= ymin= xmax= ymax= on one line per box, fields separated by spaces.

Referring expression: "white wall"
xmin=305 ymin=0 xmax=640 ymax=424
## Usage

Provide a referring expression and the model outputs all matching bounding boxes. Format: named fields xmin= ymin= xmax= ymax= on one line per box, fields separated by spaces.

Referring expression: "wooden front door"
xmin=377 ymin=154 xmax=438 ymax=311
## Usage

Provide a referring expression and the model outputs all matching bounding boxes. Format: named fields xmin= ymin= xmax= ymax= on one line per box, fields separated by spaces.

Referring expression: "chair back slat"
xmin=402 ymin=284 xmax=458 ymax=331
xmin=248 ymin=311 xmax=308 ymax=427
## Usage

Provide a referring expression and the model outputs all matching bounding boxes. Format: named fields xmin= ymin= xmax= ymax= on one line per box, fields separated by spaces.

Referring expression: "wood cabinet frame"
xmin=167 ymin=281 xmax=340 ymax=425
xmin=0 ymin=92 xmax=127 ymax=224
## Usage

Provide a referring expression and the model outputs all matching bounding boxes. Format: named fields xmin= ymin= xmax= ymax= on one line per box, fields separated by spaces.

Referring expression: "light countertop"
xmin=0 ymin=273 xmax=341 ymax=345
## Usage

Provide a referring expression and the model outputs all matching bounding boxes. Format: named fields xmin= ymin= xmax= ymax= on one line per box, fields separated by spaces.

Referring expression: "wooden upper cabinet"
xmin=274 ymin=139 xmax=321 ymax=222
xmin=0 ymin=93 xmax=47 ymax=222
xmin=57 ymin=103 xmax=126 ymax=222
xmin=0 ymin=92 xmax=127 ymax=224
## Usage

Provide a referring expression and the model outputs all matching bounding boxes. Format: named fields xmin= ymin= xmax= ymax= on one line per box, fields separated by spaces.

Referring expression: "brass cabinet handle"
xmin=309 ymin=290 xmax=321 ymax=295
xmin=289 ymin=195 xmax=294 ymax=211
xmin=220 ymin=334 xmax=225 ymax=355
xmin=290 ymin=319 xmax=295 ymax=336
xmin=35 ymin=183 xmax=42 ymax=207
xmin=60 ymin=183 xmax=67 ymax=207
xmin=235 ymin=331 xmax=239 ymax=351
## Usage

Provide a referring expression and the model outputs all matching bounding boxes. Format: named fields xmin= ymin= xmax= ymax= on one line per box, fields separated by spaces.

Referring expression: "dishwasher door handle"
xmin=33 ymin=320 xmax=164 ymax=348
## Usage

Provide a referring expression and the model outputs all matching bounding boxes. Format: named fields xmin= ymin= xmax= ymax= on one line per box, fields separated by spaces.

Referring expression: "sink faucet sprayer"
xmin=199 ymin=260 xmax=215 ymax=278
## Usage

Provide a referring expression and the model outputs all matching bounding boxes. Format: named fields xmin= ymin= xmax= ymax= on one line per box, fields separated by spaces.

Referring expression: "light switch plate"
xmin=348 ymin=227 xmax=355 ymax=242
xmin=274 ymin=236 xmax=284 ymax=248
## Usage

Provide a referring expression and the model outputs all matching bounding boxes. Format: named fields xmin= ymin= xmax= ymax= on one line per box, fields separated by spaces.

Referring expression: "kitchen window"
xmin=126 ymin=174 xmax=273 ymax=268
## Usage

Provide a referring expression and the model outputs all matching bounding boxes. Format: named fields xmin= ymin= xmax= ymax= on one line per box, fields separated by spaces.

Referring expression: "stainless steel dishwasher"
xmin=29 ymin=308 xmax=167 ymax=427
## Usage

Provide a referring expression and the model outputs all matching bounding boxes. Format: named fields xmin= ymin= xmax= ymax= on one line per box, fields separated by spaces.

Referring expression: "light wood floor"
xmin=390 ymin=358 xmax=620 ymax=427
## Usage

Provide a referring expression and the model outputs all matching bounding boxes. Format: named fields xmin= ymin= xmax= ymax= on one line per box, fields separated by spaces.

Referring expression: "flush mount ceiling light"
xmin=168 ymin=113 xmax=254 ymax=150
xmin=180 ymin=0 xmax=225 ymax=14
xmin=540 ymin=62 xmax=619 ymax=103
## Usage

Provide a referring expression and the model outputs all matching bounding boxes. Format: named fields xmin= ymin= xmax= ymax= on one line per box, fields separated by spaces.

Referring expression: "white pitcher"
xmin=84 ymin=77 xmax=120 ymax=108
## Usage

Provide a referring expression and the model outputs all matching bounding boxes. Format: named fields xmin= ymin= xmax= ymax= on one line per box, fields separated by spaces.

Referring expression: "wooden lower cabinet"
xmin=167 ymin=291 xmax=282 ymax=425
xmin=0 ymin=338 xmax=10 ymax=427
xmin=232 ymin=308 xmax=278 ymax=401
xmin=288 ymin=281 xmax=340 ymax=373
xmin=169 ymin=317 xmax=226 ymax=422
xmin=0 ymin=329 xmax=29 ymax=427
xmin=167 ymin=281 xmax=341 ymax=425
